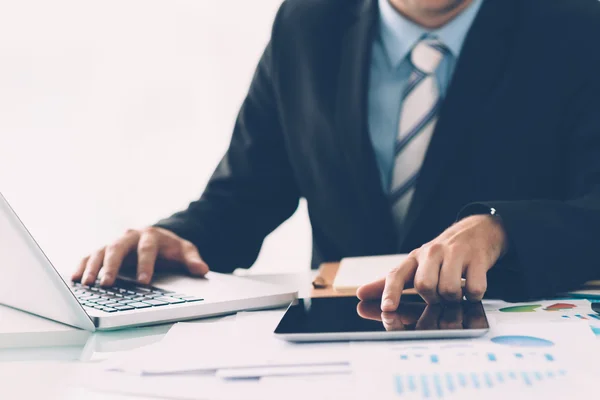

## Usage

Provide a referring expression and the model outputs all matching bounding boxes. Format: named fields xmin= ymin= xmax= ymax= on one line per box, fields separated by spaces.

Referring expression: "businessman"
xmin=73 ymin=0 xmax=600 ymax=307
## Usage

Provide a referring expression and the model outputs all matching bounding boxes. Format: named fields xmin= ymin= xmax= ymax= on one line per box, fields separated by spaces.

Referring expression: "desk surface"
xmin=1 ymin=268 xmax=598 ymax=399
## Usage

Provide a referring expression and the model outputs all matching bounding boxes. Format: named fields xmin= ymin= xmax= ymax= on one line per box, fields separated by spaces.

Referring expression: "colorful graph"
xmin=499 ymin=304 xmax=541 ymax=313
xmin=393 ymin=369 xmax=567 ymax=398
xmin=543 ymin=303 xmax=577 ymax=311
xmin=490 ymin=335 xmax=554 ymax=347
xmin=498 ymin=303 xmax=577 ymax=313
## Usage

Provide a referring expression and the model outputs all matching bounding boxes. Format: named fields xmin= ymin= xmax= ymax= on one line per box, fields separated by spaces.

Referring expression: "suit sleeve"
xmin=459 ymin=69 xmax=600 ymax=300
xmin=154 ymin=21 xmax=300 ymax=273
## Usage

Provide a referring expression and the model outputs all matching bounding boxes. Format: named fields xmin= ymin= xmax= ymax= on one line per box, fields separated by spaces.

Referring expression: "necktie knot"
xmin=410 ymin=38 xmax=447 ymax=75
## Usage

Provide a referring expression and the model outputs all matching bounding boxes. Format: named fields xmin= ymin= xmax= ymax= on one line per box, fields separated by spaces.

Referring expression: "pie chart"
xmin=490 ymin=335 xmax=554 ymax=347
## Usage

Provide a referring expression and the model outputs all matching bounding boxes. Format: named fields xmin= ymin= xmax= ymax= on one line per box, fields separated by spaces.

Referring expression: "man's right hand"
xmin=72 ymin=227 xmax=209 ymax=287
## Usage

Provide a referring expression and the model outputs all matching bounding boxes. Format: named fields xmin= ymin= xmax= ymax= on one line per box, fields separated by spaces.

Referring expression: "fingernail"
xmin=100 ymin=274 xmax=111 ymax=286
xmin=381 ymin=314 xmax=394 ymax=324
xmin=381 ymin=298 xmax=394 ymax=309
xmin=138 ymin=273 xmax=149 ymax=283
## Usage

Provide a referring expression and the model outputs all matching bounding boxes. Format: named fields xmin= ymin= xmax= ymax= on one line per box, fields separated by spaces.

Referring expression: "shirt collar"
xmin=378 ymin=0 xmax=484 ymax=69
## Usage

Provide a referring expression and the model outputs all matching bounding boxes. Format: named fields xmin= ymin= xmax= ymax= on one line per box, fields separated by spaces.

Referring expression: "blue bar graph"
xmin=471 ymin=372 xmax=480 ymax=389
xmin=496 ymin=371 xmax=504 ymax=383
xmin=458 ymin=373 xmax=467 ymax=387
xmin=522 ymin=372 xmax=531 ymax=386
xmin=408 ymin=375 xmax=416 ymax=392
xmin=484 ymin=372 xmax=493 ymax=388
xmin=433 ymin=374 xmax=443 ymax=398
xmin=393 ymin=368 xmax=569 ymax=398
xmin=445 ymin=373 xmax=455 ymax=393
xmin=395 ymin=376 xmax=403 ymax=395
xmin=421 ymin=374 xmax=430 ymax=398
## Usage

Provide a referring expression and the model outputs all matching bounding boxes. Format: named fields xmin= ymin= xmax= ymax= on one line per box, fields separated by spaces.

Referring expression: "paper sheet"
xmin=351 ymin=322 xmax=598 ymax=399
xmin=333 ymin=254 xmax=409 ymax=290
xmin=109 ymin=310 xmax=349 ymax=375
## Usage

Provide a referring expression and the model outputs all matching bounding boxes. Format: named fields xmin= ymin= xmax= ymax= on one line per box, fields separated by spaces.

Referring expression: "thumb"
xmin=181 ymin=243 xmax=210 ymax=276
xmin=356 ymin=278 xmax=386 ymax=301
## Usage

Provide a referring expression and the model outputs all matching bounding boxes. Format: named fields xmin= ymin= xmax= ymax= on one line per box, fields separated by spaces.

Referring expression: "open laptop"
xmin=0 ymin=192 xmax=297 ymax=331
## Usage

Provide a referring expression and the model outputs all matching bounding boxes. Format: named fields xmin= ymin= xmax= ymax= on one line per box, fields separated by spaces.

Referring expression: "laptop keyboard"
xmin=70 ymin=278 xmax=203 ymax=313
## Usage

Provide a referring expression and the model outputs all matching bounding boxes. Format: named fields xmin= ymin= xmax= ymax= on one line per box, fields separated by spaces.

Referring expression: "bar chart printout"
xmin=393 ymin=369 xmax=567 ymax=398
xmin=353 ymin=344 xmax=591 ymax=399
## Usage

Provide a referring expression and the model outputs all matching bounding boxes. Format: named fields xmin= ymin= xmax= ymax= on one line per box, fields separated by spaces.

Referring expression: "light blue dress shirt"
xmin=368 ymin=0 xmax=484 ymax=190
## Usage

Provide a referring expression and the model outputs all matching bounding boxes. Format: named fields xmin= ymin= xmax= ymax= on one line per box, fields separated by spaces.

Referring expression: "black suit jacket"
xmin=156 ymin=0 xmax=600 ymax=300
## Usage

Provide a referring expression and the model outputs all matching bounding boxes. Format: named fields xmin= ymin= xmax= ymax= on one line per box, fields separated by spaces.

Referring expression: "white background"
xmin=0 ymin=0 xmax=311 ymax=275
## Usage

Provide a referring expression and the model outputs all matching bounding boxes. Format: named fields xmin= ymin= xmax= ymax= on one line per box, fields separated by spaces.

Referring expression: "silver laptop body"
xmin=0 ymin=192 xmax=297 ymax=331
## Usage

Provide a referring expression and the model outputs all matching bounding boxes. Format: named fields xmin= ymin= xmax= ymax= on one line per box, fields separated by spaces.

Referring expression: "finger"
xmin=356 ymin=278 xmax=385 ymax=301
xmin=72 ymin=256 xmax=89 ymax=282
xmin=82 ymin=249 xmax=105 ymax=285
xmin=415 ymin=304 xmax=442 ymax=330
xmin=381 ymin=257 xmax=419 ymax=312
xmin=464 ymin=259 xmax=488 ymax=302
xmin=381 ymin=312 xmax=406 ymax=332
xmin=179 ymin=241 xmax=209 ymax=276
xmin=414 ymin=246 xmax=443 ymax=304
xmin=101 ymin=231 xmax=140 ymax=286
xmin=136 ymin=232 xmax=159 ymax=284
xmin=437 ymin=250 xmax=465 ymax=303
xmin=439 ymin=304 xmax=464 ymax=330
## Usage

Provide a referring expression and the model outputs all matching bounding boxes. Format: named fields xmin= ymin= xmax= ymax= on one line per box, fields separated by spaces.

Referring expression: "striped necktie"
xmin=390 ymin=37 xmax=447 ymax=233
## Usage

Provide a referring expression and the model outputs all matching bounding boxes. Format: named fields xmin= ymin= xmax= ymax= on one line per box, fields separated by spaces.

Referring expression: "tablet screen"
xmin=274 ymin=295 xmax=488 ymax=335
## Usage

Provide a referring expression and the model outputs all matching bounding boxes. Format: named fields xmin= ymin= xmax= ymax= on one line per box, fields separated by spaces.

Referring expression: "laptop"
xmin=0 ymin=192 xmax=297 ymax=331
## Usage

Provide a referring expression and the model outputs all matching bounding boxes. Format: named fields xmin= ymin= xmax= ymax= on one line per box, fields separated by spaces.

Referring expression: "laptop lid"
xmin=0 ymin=192 xmax=95 ymax=331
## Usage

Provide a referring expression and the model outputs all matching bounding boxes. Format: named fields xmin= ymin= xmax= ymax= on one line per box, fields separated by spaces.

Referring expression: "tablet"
xmin=274 ymin=295 xmax=489 ymax=342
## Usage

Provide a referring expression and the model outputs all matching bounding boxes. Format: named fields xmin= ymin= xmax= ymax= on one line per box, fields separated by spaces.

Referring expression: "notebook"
xmin=332 ymin=254 xmax=410 ymax=291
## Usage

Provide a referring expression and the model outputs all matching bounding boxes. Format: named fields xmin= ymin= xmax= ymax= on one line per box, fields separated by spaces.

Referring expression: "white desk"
xmin=2 ymin=272 xmax=599 ymax=399
xmin=0 ymin=272 xmax=314 ymax=399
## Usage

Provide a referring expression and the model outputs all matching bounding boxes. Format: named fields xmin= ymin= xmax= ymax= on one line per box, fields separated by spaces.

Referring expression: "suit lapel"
xmin=334 ymin=0 xmax=398 ymax=255
xmin=401 ymin=0 xmax=522 ymax=245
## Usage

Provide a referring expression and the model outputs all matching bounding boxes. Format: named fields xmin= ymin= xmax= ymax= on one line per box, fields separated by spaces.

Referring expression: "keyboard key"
xmin=96 ymin=300 xmax=114 ymax=305
xmin=113 ymin=305 xmax=134 ymax=311
xmin=101 ymin=307 xmax=117 ymax=313
xmin=118 ymin=299 xmax=135 ymax=305
xmin=129 ymin=302 xmax=152 ymax=309
xmin=143 ymin=299 xmax=168 ymax=306
xmin=155 ymin=296 xmax=185 ymax=304
xmin=104 ymin=302 xmax=120 ymax=307
xmin=78 ymin=295 xmax=99 ymax=301
xmin=181 ymin=296 xmax=204 ymax=302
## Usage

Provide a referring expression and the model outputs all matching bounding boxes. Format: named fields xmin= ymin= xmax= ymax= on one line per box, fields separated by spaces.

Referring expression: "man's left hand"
xmin=356 ymin=214 xmax=508 ymax=310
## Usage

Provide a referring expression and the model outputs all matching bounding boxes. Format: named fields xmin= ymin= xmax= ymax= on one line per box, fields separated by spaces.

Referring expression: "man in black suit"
xmin=74 ymin=0 xmax=600 ymax=307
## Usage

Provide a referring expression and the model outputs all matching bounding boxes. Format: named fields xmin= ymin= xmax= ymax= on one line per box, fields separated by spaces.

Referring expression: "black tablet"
xmin=274 ymin=295 xmax=489 ymax=342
